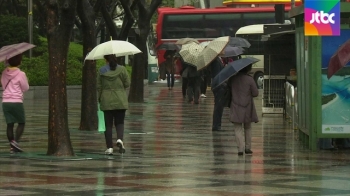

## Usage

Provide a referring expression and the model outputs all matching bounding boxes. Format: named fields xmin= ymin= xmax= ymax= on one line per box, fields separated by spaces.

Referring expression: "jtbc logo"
xmin=310 ymin=11 xmax=335 ymax=24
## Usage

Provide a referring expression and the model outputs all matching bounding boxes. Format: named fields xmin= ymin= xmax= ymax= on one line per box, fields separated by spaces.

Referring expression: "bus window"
xmin=161 ymin=12 xmax=291 ymax=40
xmin=163 ymin=14 xmax=204 ymax=39
xmin=204 ymin=13 xmax=242 ymax=37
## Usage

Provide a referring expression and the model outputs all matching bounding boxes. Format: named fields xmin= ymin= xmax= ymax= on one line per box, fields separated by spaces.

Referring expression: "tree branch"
xmin=119 ymin=0 xmax=135 ymax=22
xmin=147 ymin=0 xmax=162 ymax=21
xmin=93 ymin=0 xmax=103 ymax=13
xmin=118 ymin=0 xmax=135 ymax=40
xmin=100 ymin=0 xmax=119 ymax=40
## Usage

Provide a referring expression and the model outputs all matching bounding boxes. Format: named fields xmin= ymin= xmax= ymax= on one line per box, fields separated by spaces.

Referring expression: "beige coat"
xmin=229 ymin=73 xmax=259 ymax=123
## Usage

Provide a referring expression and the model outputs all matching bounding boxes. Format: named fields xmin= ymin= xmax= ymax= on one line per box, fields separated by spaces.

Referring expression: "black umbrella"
xmin=156 ymin=43 xmax=180 ymax=51
xmin=229 ymin=37 xmax=251 ymax=48
xmin=211 ymin=57 xmax=260 ymax=89
xmin=220 ymin=46 xmax=244 ymax=57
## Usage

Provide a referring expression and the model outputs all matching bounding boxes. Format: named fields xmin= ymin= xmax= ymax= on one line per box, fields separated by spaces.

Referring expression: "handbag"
xmin=97 ymin=103 xmax=105 ymax=133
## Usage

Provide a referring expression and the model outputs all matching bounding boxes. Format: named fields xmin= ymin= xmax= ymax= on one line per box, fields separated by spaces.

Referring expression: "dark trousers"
xmin=187 ymin=76 xmax=201 ymax=102
xmin=182 ymin=77 xmax=188 ymax=97
xmin=104 ymin=109 xmax=126 ymax=148
xmin=200 ymin=76 xmax=208 ymax=94
xmin=166 ymin=71 xmax=175 ymax=88
xmin=212 ymin=86 xmax=226 ymax=130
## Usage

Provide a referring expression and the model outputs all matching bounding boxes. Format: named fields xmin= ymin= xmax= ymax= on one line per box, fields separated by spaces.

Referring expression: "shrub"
xmin=0 ymin=15 xmax=40 ymax=48
xmin=0 ymin=37 xmax=133 ymax=86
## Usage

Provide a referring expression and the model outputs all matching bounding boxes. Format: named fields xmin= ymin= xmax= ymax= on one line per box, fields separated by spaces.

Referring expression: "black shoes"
xmin=245 ymin=149 xmax=253 ymax=155
xmin=238 ymin=149 xmax=253 ymax=156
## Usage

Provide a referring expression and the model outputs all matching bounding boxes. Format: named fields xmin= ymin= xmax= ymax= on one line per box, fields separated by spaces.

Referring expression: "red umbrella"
xmin=327 ymin=39 xmax=350 ymax=79
xmin=0 ymin=42 xmax=36 ymax=63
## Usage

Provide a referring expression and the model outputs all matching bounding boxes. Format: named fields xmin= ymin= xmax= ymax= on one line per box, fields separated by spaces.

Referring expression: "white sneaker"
xmin=116 ymin=139 xmax=126 ymax=154
xmin=105 ymin=148 xmax=113 ymax=155
xmin=201 ymin=94 xmax=207 ymax=98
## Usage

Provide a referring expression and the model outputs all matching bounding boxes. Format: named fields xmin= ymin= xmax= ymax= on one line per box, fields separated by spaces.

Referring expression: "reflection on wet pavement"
xmin=0 ymin=84 xmax=350 ymax=195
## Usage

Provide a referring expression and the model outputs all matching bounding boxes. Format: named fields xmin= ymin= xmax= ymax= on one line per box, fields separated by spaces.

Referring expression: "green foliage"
xmin=0 ymin=37 xmax=133 ymax=86
xmin=0 ymin=15 xmax=40 ymax=47
xmin=0 ymin=37 xmax=85 ymax=86
xmin=151 ymin=0 xmax=175 ymax=24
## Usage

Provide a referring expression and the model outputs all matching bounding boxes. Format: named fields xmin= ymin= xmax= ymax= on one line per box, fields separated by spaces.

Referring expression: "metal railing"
xmin=285 ymin=82 xmax=298 ymax=130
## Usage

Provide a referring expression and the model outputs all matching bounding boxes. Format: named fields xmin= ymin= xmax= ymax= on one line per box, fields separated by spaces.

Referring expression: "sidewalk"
xmin=0 ymin=83 xmax=350 ymax=195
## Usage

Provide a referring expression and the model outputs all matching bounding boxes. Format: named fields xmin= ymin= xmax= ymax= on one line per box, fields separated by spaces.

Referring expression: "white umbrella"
xmin=178 ymin=42 xmax=204 ymax=67
xmin=197 ymin=36 xmax=230 ymax=71
xmin=85 ymin=40 xmax=141 ymax=60
xmin=199 ymin=41 xmax=210 ymax=47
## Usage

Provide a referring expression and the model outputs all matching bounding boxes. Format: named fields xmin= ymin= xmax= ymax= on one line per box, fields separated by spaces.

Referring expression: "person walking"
xmin=229 ymin=64 xmax=259 ymax=156
xmin=177 ymin=56 xmax=189 ymax=99
xmin=185 ymin=65 xmax=201 ymax=104
xmin=160 ymin=50 xmax=175 ymax=90
xmin=200 ymin=68 xmax=209 ymax=98
xmin=1 ymin=53 xmax=29 ymax=153
xmin=97 ymin=54 xmax=130 ymax=155
xmin=210 ymin=57 xmax=226 ymax=131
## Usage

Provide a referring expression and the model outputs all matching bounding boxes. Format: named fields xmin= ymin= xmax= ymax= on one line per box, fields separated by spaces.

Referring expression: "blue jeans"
xmin=166 ymin=72 xmax=174 ymax=88
xmin=212 ymin=86 xmax=226 ymax=130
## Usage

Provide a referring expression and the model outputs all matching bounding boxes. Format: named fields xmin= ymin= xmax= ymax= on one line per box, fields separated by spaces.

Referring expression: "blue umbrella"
xmin=211 ymin=57 xmax=260 ymax=89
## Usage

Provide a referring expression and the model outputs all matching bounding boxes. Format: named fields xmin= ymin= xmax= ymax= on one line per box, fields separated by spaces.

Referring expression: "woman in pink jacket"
xmin=1 ymin=53 xmax=29 ymax=153
xmin=229 ymin=64 xmax=259 ymax=156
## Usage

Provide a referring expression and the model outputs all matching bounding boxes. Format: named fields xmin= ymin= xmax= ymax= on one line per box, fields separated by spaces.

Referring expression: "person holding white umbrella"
xmin=87 ymin=39 xmax=140 ymax=155
xmin=97 ymin=54 xmax=130 ymax=155
xmin=197 ymin=36 xmax=230 ymax=131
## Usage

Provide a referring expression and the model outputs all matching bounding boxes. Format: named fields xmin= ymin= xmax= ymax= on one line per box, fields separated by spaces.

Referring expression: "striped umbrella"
xmin=0 ymin=42 xmax=36 ymax=63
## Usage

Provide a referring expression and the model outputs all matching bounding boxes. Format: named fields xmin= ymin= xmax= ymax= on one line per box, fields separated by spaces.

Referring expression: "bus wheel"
xmin=254 ymin=72 xmax=264 ymax=89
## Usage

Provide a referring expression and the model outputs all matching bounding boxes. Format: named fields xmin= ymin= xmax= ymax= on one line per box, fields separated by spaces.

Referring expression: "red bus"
xmin=154 ymin=5 xmax=295 ymax=79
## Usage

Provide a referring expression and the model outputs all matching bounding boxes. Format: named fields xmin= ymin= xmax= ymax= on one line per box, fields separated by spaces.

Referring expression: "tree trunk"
xmin=128 ymin=0 xmax=162 ymax=103
xmin=129 ymin=33 xmax=147 ymax=102
xmin=46 ymin=0 xmax=77 ymax=156
xmin=77 ymin=0 xmax=98 ymax=131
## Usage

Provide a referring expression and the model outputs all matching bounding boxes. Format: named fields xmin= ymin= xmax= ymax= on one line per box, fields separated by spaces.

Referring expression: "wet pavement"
xmin=1 ymin=83 xmax=350 ymax=195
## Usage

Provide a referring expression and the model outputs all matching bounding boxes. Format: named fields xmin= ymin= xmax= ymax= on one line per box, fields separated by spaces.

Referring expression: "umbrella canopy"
xmin=229 ymin=37 xmax=251 ymax=48
xmin=211 ymin=57 xmax=260 ymax=89
xmin=199 ymin=41 xmax=210 ymax=47
xmin=197 ymin=36 xmax=230 ymax=71
xmin=0 ymin=42 xmax=36 ymax=63
xmin=156 ymin=42 xmax=180 ymax=51
xmin=327 ymin=39 xmax=350 ymax=79
xmin=178 ymin=42 xmax=204 ymax=67
xmin=85 ymin=40 xmax=141 ymax=60
xmin=175 ymin=38 xmax=200 ymax=45
xmin=220 ymin=46 xmax=244 ymax=57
